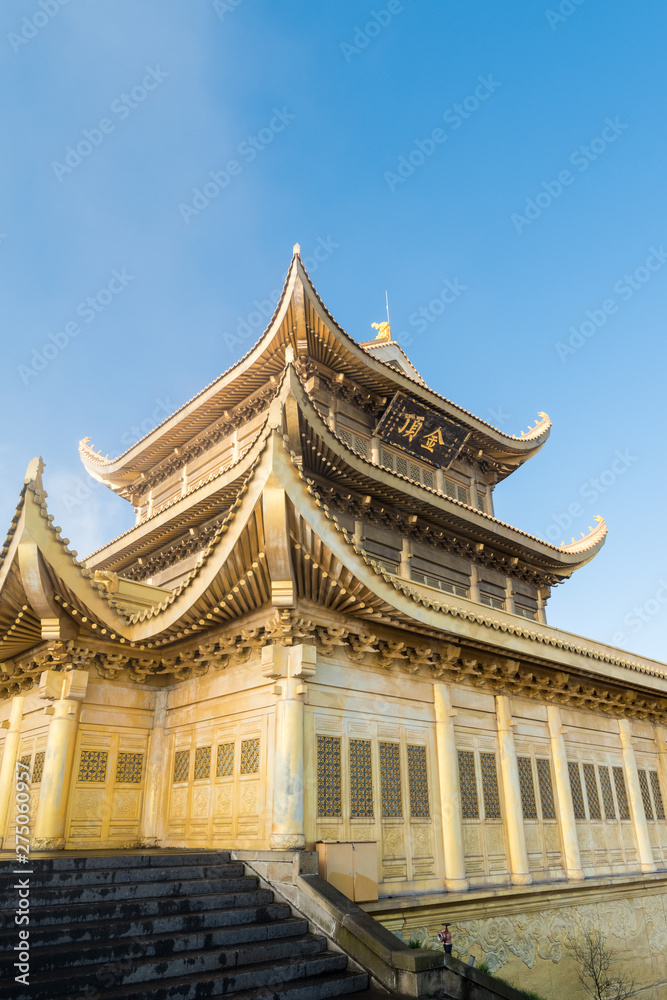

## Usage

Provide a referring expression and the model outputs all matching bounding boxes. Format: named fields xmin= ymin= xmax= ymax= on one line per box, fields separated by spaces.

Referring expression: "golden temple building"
xmin=2 ymin=246 xmax=667 ymax=997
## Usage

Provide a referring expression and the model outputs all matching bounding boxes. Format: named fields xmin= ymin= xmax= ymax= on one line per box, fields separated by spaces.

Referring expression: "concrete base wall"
xmin=366 ymin=873 xmax=667 ymax=999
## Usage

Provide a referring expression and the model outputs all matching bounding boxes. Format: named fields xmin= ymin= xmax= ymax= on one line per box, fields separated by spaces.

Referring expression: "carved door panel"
xmin=66 ymin=728 xmax=147 ymax=846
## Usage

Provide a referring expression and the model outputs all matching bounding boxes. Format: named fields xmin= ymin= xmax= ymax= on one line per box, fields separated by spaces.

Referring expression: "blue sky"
xmin=1 ymin=0 xmax=666 ymax=660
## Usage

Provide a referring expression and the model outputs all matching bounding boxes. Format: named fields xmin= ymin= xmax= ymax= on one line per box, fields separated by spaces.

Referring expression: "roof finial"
xmin=371 ymin=321 xmax=392 ymax=341
xmin=293 ymin=242 xmax=301 ymax=256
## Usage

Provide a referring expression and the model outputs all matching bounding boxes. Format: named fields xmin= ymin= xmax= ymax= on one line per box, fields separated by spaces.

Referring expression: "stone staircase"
xmin=0 ymin=851 xmax=369 ymax=1000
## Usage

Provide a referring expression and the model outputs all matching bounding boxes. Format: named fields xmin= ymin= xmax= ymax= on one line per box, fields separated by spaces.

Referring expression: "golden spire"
xmin=371 ymin=321 xmax=392 ymax=341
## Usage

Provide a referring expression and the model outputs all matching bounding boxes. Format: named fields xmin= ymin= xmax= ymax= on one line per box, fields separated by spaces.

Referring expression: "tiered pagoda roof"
xmin=4 ymin=248 xmax=651 ymax=724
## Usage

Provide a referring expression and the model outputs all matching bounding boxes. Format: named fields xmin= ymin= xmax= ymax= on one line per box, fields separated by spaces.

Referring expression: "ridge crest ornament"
xmin=374 ymin=391 xmax=470 ymax=469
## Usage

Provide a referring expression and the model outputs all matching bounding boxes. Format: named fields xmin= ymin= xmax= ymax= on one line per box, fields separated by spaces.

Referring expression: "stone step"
xmin=27 ymin=917 xmax=312 ymax=970
xmin=24 ymin=851 xmax=228 ymax=871
xmin=14 ymin=969 xmax=369 ymax=1000
xmin=0 ymin=875 xmax=259 ymax=908
xmin=14 ymin=862 xmax=245 ymax=886
xmin=0 ymin=887 xmax=276 ymax=925
xmin=0 ymin=903 xmax=293 ymax=948
xmin=6 ymin=946 xmax=349 ymax=1000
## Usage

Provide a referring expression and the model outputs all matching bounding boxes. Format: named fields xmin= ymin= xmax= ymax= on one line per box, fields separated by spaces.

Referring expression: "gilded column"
xmin=618 ymin=718 xmax=656 ymax=873
xmin=496 ymin=695 xmax=532 ymax=885
xmin=469 ymin=564 xmax=481 ymax=603
xmin=0 ymin=695 xmax=25 ymax=848
xmin=654 ymin=726 xmax=667 ymax=808
xmin=547 ymin=706 xmax=584 ymax=880
xmin=433 ymin=683 xmax=468 ymax=891
xmin=33 ymin=669 xmax=88 ymax=851
xmin=263 ymin=643 xmax=316 ymax=850
xmin=139 ymin=688 xmax=169 ymax=847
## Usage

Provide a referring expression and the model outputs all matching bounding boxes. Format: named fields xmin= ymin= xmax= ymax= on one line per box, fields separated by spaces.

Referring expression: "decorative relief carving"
xmin=112 ymin=790 xmax=138 ymax=820
xmin=170 ymin=788 xmax=186 ymax=819
xmin=240 ymin=785 xmax=257 ymax=814
xmin=413 ymin=893 xmax=667 ymax=978
xmin=382 ymin=827 xmax=404 ymax=858
xmin=215 ymin=788 xmax=232 ymax=815
xmin=411 ymin=826 xmax=432 ymax=859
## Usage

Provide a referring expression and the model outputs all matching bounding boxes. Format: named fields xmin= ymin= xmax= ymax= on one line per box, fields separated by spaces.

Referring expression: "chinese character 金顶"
xmin=420 ymin=427 xmax=445 ymax=452
xmin=397 ymin=413 xmax=424 ymax=441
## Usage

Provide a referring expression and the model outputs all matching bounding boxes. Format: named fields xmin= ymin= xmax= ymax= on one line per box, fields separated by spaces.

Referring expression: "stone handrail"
xmin=231 ymin=849 xmax=536 ymax=1000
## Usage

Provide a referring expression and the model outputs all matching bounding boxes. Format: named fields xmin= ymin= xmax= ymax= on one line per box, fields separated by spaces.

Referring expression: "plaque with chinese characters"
xmin=374 ymin=393 xmax=469 ymax=469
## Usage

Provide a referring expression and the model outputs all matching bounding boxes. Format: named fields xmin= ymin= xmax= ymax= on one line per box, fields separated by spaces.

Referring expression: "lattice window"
xmin=78 ymin=750 xmax=108 ymax=783
xmin=115 ymin=752 xmax=143 ymax=784
xmin=422 ymin=468 xmax=434 ymax=489
xmin=317 ymin=735 xmax=342 ymax=817
xmin=582 ymin=763 xmax=601 ymax=820
xmin=517 ymin=757 xmax=538 ymax=819
xmin=568 ymin=762 xmax=586 ymax=820
xmin=32 ymin=751 xmax=45 ymax=785
xmin=457 ymin=750 xmax=479 ymax=819
xmin=443 ymin=479 xmax=469 ymax=504
xmin=650 ymin=771 xmax=665 ymax=820
xmin=350 ymin=739 xmax=373 ymax=818
xmin=240 ymin=738 xmax=260 ymax=774
xmin=379 ymin=742 xmax=402 ymax=817
xmin=194 ymin=746 xmax=212 ymax=780
xmin=407 ymin=744 xmax=429 ymax=817
xmin=353 ymin=434 xmax=369 ymax=458
xmin=173 ymin=749 xmax=190 ymax=783
xmin=216 ymin=742 xmax=234 ymax=778
xmin=479 ymin=594 xmax=505 ymax=610
xmin=19 ymin=754 xmax=31 ymax=779
xmin=536 ymin=758 xmax=556 ymax=820
xmin=476 ymin=491 xmax=486 ymax=512
xmin=638 ymin=769 xmax=654 ymax=821
xmin=411 ymin=568 xmax=468 ymax=598
xmin=480 ymin=752 xmax=501 ymax=819
xmin=613 ymin=766 xmax=630 ymax=820
xmin=339 ymin=428 xmax=354 ymax=449
xmin=598 ymin=766 xmax=616 ymax=819
xmin=395 ymin=455 xmax=408 ymax=477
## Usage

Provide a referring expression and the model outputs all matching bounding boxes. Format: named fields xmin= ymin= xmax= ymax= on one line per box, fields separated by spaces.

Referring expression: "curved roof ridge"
xmin=78 ymin=253 xmax=298 ymax=473
xmin=295 ymin=256 xmax=552 ymax=448
xmin=83 ymin=414 xmax=271 ymax=563
xmin=0 ymin=462 xmax=129 ymax=629
xmin=294 ymin=368 xmax=605 ymax=565
xmin=282 ymin=446 xmax=665 ymax=683
xmin=125 ymin=450 xmax=265 ymax=623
